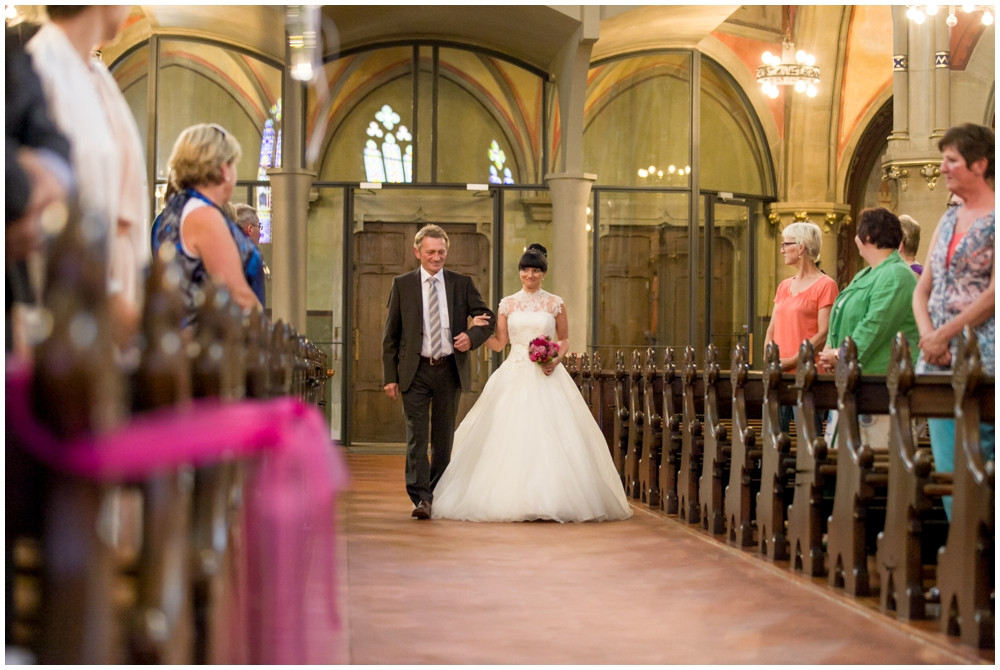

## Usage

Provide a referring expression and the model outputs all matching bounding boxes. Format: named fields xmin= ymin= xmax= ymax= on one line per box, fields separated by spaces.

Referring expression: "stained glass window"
xmin=362 ymin=104 xmax=412 ymax=183
xmin=488 ymin=139 xmax=514 ymax=184
xmin=255 ymin=99 xmax=282 ymax=243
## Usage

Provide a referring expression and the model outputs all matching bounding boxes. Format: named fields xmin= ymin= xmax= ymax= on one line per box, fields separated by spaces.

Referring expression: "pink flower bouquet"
xmin=528 ymin=335 xmax=559 ymax=365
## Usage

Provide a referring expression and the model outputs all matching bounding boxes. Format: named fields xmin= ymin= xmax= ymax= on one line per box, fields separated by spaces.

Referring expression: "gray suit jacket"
xmin=382 ymin=268 xmax=495 ymax=393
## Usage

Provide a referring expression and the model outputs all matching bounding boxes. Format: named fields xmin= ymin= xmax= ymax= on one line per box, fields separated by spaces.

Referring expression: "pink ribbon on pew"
xmin=5 ymin=354 xmax=349 ymax=664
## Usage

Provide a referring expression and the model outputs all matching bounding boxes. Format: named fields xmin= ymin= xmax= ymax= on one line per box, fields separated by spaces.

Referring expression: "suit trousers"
xmin=402 ymin=357 xmax=461 ymax=504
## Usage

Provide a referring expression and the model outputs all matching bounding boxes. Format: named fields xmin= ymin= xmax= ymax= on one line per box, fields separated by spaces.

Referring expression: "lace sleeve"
xmin=499 ymin=295 xmax=512 ymax=318
xmin=550 ymin=294 xmax=564 ymax=316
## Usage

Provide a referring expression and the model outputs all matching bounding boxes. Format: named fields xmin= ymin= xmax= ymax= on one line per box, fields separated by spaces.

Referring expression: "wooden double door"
xmin=351 ymin=221 xmax=491 ymax=444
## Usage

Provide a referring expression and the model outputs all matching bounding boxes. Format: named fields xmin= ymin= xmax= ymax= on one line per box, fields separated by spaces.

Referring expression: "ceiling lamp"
xmin=906 ymin=4 xmax=994 ymax=26
xmin=756 ymin=38 xmax=820 ymax=99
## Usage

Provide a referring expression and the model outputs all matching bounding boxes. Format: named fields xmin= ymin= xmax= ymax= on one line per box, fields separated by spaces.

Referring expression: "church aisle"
xmin=338 ymin=453 xmax=989 ymax=665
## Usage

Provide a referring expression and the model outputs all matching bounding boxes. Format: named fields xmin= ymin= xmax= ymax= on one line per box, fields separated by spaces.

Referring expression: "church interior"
xmin=5 ymin=4 xmax=995 ymax=664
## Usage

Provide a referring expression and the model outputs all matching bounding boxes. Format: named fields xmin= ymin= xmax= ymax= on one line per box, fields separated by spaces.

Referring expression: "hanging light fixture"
xmin=906 ymin=4 xmax=994 ymax=26
xmin=756 ymin=38 xmax=820 ymax=99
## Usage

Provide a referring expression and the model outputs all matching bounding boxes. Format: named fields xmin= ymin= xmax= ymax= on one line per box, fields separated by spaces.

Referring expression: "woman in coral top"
xmin=763 ymin=220 xmax=839 ymax=432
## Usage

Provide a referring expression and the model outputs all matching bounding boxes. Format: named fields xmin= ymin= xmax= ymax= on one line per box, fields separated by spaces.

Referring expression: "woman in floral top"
xmin=912 ymin=123 xmax=995 ymax=518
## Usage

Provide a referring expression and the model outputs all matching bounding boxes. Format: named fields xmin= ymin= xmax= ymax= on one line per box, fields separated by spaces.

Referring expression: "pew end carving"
xmin=725 ymin=342 xmax=761 ymax=547
xmin=826 ymin=336 xmax=891 ymax=597
xmin=787 ymin=339 xmax=836 ymax=577
xmin=612 ymin=350 xmax=629 ymax=485
xmin=639 ymin=348 xmax=662 ymax=507
xmin=936 ymin=330 xmax=995 ymax=648
xmin=757 ymin=341 xmax=793 ymax=560
xmin=624 ymin=349 xmax=644 ymax=498
xmin=699 ymin=343 xmax=730 ymax=535
xmin=658 ymin=347 xmax=682 ymax=515
xmin=677 ymin=346 xmax=703 ymax=524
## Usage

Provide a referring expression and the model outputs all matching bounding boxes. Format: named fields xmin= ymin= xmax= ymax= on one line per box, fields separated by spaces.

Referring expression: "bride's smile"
xmin=520 ymin=266 xmax=544 ymax=292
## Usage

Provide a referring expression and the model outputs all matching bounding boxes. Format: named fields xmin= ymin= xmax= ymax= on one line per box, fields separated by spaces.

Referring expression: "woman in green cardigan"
xmin=818 ymin=207 xmax=920 ymax=445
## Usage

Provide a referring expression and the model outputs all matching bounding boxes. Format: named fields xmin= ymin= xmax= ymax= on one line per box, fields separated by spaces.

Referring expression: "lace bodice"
xmin=499 ymin=290 xmax=564 ymax=360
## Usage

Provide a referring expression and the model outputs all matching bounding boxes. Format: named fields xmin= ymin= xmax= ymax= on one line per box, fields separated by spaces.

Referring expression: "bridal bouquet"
xmin=528 ymin=335 xmax=559 ymax=365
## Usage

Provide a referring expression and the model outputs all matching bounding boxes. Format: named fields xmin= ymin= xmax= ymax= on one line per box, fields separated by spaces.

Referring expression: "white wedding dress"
xmin=432 ymin=289 xmax=632 ymax=522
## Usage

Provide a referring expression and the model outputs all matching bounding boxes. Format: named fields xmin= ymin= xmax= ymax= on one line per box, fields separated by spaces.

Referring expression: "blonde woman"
xmin=151 ymin=123 xmax=264 ymax=327
xmin=763 ymin=221 xmax=839 ymax=432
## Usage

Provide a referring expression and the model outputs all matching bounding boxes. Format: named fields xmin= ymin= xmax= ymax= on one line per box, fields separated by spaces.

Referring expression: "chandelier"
xmin=905 ymin=4 xmax=994 ymax=26
xmin=756 ymin=39 xmax=819 ymax=99
xmin=637 ymin=163 xmax=690 ymax=184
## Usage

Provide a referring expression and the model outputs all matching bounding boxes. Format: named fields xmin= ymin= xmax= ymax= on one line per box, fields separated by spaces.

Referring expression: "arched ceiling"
xmin=101 ymin=5 xmax=746 ymax=73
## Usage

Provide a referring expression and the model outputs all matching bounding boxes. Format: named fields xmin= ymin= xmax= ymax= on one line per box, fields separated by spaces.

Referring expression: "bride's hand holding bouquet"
xmin=529 ymin=335 xmax=560 ymax=376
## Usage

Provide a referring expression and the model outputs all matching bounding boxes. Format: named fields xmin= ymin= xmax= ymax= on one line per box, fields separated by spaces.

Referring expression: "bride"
xmin=431 ymin=244 xmax=632 ymax=522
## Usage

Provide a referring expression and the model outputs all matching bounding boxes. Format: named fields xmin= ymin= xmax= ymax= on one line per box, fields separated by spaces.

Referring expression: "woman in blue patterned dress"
xmin=151 ymin=123 xmax=265 ymax=328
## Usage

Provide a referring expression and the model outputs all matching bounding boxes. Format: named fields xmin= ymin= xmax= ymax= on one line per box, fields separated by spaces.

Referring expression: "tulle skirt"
xmin=431 ymin=357 xmax=631 ymax=523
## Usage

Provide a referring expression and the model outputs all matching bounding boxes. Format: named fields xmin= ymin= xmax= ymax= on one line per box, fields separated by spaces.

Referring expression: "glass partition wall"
xmin=113 ymin=37 xmax=775 ymax=446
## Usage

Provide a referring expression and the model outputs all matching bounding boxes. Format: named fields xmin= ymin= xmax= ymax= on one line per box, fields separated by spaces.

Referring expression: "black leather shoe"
xmin=411 ymin=500 xmax=432 ymax=520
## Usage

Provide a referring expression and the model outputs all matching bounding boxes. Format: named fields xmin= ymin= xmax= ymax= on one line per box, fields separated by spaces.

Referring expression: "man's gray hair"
xmin=233 ymin=203 xmax=258 ymax=227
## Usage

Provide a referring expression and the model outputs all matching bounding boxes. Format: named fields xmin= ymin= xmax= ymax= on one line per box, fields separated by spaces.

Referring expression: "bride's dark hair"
xmin=518 ymin=243 xmax=548 ymax=272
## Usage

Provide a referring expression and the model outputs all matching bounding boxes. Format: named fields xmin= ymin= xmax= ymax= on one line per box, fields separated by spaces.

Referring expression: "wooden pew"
xmin=127 ymin=255 xmax=197 ymax=664
xmin=639 ymin=348 xmax=662 ymax=507
xmin=677 ymin=346 xmax=704 ymax=524
xmin=611 ymin=350 xmax=629 ymax=485
xmin=826 ymin=336 xmax=892 ymax=597
xmin=936 ymin=330 xmax=995 ymax=648
xmin=725 ymin=342 xmax=763 ymax=548
xmin=578 ymin=352 xmax=592 ymax=409
xmin=699 ymin=343 xmax=731 ymax=535
xmin=786 ymin=340 xmax=838 ymax=577
xmin=22 ymin=207 xmax=124 ymax=664
xmin=624 ymin=350 xmax=645 ymax=498
xmin=564 ymin=352 xmax=582 ymax=394
xmin=756 ymin=342 xmax=795 ymax=561
xmin=876 ymin=334 xmax=953 ymax=621
xmin=658 ymin=348 xmax=682 ymax=515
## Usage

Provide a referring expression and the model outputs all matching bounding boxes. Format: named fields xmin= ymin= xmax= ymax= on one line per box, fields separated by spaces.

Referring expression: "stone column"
xmin=883 ymin=8 xmax=953 ymax=260
xmin=546 ymin=6 xmax=598 ymax=350
xmin=545 ymin=173 xmax=596 ymax=350
xmin=267 ymin=167 xmax=314 ymax=331
xmin=266 ymin=26 xmax=313 ymax=333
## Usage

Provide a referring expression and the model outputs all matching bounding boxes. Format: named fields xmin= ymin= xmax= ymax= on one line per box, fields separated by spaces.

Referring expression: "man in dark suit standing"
xmin=382 ymin=224 xmax=495 ymax=519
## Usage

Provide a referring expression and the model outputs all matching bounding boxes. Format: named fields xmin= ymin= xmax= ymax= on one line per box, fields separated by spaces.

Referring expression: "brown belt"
xmin=421 ymin=355 xmax=452 ymax=366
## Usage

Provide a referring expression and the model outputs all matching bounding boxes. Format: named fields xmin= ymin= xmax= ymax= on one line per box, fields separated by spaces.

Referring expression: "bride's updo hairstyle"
xmin=519 ymin=243 xmax=548 ymax=273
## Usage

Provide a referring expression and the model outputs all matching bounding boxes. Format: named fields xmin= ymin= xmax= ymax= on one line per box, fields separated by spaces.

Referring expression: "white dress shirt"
xmin=419 ymin=266 xmax=452 ymax=357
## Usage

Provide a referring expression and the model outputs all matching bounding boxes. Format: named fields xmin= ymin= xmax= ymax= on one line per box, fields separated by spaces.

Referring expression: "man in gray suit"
xmin=382 ymin=224 xmax=495 ymax=519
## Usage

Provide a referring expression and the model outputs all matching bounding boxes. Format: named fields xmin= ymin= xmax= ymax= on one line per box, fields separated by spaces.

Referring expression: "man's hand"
xmin=384 ymin=383 xmax=400 ymax=400
xmin=453 ymin=332 xmax=472 ymax=352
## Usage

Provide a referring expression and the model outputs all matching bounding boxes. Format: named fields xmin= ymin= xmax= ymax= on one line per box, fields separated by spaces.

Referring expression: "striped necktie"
xmin=427 ymin=276 xmax=443 ymax=358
